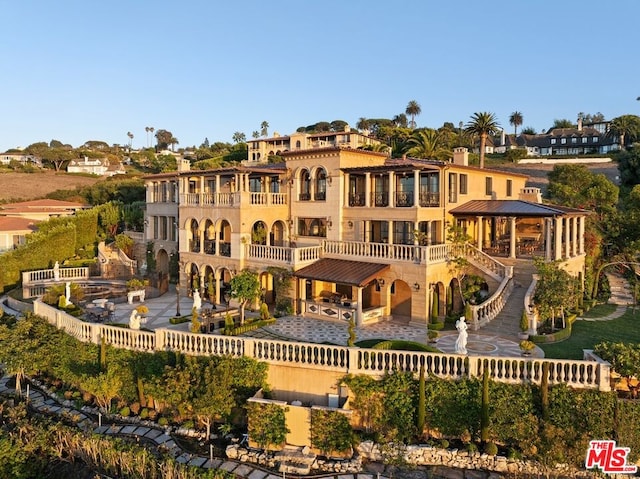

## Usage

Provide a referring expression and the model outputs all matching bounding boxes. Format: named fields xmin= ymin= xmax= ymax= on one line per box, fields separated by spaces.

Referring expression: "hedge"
xmin=223 ymin=318 xmax=276 ymax=336
xmin=530 ymin=314 xmax=576 ymax=343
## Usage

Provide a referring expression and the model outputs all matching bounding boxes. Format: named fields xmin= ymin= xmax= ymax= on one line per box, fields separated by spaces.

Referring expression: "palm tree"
xmin=405 ymin=100 xmax=422 ymax=129
xmin=260 ymin=121 xmax=269 ymax=137
xmin=252 ymin=131 xmax=260 ymax=139
xmin=406 ymin=129 xmax=448 ymax=160
xmin=127 ymin=131 xmax=134 ymax=149
xmin=392 ymin=113 xmax=408 ymax=128
xmin=356 ymin=117 xmax=370 ymax=131
xmin=608 ymin=115 xmax=640 ymax=150
xmin=509 ymin=111 xmax=523 ymax=136
xmin=465 ymin=112 xmax=500 ymax=168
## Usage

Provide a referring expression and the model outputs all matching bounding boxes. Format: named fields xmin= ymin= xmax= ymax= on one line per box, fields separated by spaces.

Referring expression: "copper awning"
xmin=294 ymin=258 xmax=390 ymax=287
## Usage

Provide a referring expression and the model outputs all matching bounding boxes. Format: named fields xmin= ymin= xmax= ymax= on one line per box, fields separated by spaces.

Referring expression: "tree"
xmin=509 ymin=111 xmax=523 ymax=136
xmin=465 ymin=112 xmax=500 ymax=169
xmin=521 ymin=126 xmax=537 ymax=135
xmin=392 ymin=113 xmax=408 ymax=128
xmin=251 ymin=131 xmax=260 ymax=139
xmin=232 ymin=131 xmax=246 ymax=144
xmin=405 ymin=100 xmax=422 ymax=129
xmin=127 ymin=131 xmax=134 ymax=149
xmin=607 ymin=114 xmax=640 ymax=149
xmin=446 ymin=223 xmax=472 ymax=307
xmin=406 ymin=129 xmax=449 ymax=160
xmin=552 ymin=119 xmax=574 ymax=129
xmin=356 ymin=117 xmax=370 ymax=131
xmin=618 ymin=143 xmax=640 ymax=187
xmin=330 ymin=120 xmax=348 ymax=132
xmin=192 ymin=360 xmax=235 ymax=440
xmin=145 ymin=127 xmax=154 ymax=148
xmin=593 ymin=342 xmax=640 ymax=397
xmin=80 ymin=368 xmax=123 ymax=413
xmin=260 ymin=121 xmax=269 ymax=137
xmin=229 ymin=269 xmax=262 ymax=324
xmin=154 ymin=129 xmax=174 ymax=151
xmin=533 ymin=258 xmax=579 ymax=330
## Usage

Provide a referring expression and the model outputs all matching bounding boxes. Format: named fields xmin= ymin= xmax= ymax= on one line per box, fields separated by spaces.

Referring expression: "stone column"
xmin=426 ymin=221 xmax=432 ymax=246
xmin=356 ymin=286 xmax=364 ymax=326
xmin=477 ymin=216 xmax=484 ymax=250
xmin=365 ymin=172 xmax=371 ymax=207
xmin=554 ymin=217 xmax=563 ymax=260
xmin=389 ymin=171 xmax=395 ymax=208
xmin=545 ymin=218 xmax=552 ymax=261
xmin=509 ymin=217 xmax=517 ymax=258
xmin=579 ymin=216 xmax=585 ymax=254
xmin=564 ymin=217 xmax=570 ymax=259
xmin=413 ymin=169 xmax=420 ymax=207
xmin=572 ymin=216 xmax=578 ymax=257
xmin=387 ymin=220 xmax=393 ymax=244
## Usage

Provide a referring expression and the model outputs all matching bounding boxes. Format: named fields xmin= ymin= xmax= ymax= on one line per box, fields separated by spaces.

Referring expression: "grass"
xmin=540 ymin=308 xmax=640 ymax=360
xmin=581 ymin=303 xmax=618 ymax=318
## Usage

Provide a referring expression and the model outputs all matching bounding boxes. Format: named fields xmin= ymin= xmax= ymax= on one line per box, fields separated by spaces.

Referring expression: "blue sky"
xmin=2 ymin=0 xmax=639 ymax=152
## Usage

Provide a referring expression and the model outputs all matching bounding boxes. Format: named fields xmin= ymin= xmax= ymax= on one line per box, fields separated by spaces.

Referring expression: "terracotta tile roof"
xmin=0 ymin=216 xmax=39 ymax=232
xmin=294 ymin=258 xmax=390 ymax=287
xmin=0 ymin=199 xmax=87 ymax=210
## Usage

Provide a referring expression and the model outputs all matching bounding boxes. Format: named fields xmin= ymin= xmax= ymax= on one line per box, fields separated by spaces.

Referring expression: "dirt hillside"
xmin=0 ymin=171 xmax=101 ymax=202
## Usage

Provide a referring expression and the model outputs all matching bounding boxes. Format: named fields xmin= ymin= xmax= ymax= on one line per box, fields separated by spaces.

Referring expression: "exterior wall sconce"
xmin=327 ymin=175 xmax=332 ymax=185
xmin=347 ymin=221 xmax=353 ymax=228
xmin=378 ymin=278 xmax=385 ymax=286
xmin=413 ymin=283 xmax=420 ymax=291
xmin=327 ymin=218 xmax=332 ymax=228
xmin=287 ymin=219 xmax=294 ymax=227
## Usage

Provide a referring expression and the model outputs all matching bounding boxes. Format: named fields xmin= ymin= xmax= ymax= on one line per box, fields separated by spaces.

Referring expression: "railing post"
xmin=155 ymin=329 xmax=165 ymax=352
xmin=347 ymin=347 xmax=359 ymax=374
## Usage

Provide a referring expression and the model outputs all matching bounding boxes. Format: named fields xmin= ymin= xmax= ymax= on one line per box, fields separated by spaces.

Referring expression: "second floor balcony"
xmin=181 ymin=191 xmax=287 ymax=208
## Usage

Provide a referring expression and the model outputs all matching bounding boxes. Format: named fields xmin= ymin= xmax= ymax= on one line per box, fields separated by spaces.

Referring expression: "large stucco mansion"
xmin=144 ymin=132 xmax=587 ymax=330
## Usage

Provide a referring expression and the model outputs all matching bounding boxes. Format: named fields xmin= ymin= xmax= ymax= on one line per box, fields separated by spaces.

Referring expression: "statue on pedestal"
xmin=129 ymin=310 xmax=141 ymax=330
xmin=455 ymin=316 xmax=468 ymax=355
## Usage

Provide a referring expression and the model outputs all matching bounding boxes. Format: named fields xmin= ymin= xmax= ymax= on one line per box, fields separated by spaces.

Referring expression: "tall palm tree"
xmin=127 ymin=131 xmax=134 ymax=149
xmin=252 ymin=131 xmax=260 ymax=139
xmin=509 ymin=111 xmax=523 ymax=136
xmin=465 ymin=112 xmax=500 ymax=168
xmin=392 ymin=113 xmax=408 ymax=128
xmin=405 ymin=100 xmax=422 ymax=129
xmin=260 ymin=121 xmax=269 ymax=137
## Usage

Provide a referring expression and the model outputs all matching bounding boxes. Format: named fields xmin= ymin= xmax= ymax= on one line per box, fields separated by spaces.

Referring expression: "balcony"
xmin=371 ymin=192 xmax=389 ymax=207
xmin=189 ymin=239 xmax=200 ymax=253
xmin=419 ymin=192 xmax=440 ymax=207
xmin=204 ymin=240 xmax=216 ymax=255
xmin=314 ymin=191 xmax=326 ymax=201
xmin=244 ymin=244 xmax=320 ymax=268
xmin=395 ymin=192 xmax=413 ymax=207
xmin=180 ymin=191 xmax=287 ymax=208
xmin=349 ymin=192 xmax=365 ymax=207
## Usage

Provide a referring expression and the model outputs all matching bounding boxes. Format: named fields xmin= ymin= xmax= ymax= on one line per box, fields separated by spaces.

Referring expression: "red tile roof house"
xmin=0 ymin=216 xmax=39 ymax=252
xmin=0 ymin=199 xmax=88 ymax=222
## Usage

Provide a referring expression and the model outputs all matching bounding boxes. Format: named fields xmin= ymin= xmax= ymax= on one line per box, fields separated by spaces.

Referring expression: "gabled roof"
xmin=0 ymin=199 xmax=87 ymax=211
xmin=294 ymin=258 xmax=390 ymax=287
xmin=0 ymin=216 xmax=39 ymax=232
xmin=450 ymin=200 xmax=588 ymax=217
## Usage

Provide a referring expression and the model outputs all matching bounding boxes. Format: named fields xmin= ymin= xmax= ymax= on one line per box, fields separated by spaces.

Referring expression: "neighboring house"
xmin=144 ymin=145 xmax=587 ymax=327
xmin=0 ymin=199 xmax=88 ymax=221
xmin=0 ymin=152 xmax=42 ymax=167
xmin=0 ymin=217 xmax=39 ymax=252
xmin=246 ymin=125 xmax=382 ymax=164
xmin=67 ymin=156 xmax=108 ymax=175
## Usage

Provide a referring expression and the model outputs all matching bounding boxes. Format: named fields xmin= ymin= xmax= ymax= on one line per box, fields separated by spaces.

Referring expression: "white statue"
xmin=129 ymin=310 xmax=141 ymax=330
xmin=53 ymin=261 xmax=60 ymax=281
xmin=455 ymin=316 xmax=468 ymax=355
xmin=193 ymin=289 xmax=202 ymax=311
xmin=64 ymin=282 xmax=73 ymax=306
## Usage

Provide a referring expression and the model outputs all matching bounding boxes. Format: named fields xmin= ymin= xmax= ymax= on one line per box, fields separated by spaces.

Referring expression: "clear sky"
xmin=2 ymin=0 xmax=639 ymax=152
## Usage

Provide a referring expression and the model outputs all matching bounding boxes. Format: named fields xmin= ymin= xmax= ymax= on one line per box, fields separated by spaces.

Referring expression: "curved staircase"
xmin=98 ymin=241 xmax=137 ymax=279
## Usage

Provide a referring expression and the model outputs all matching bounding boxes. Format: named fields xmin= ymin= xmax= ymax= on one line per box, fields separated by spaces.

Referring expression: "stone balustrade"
xmin=22 ymin=267 xmax=90 ymax=285
xmin=470 ymin=277 xmax=514 ymax=330
xmin=33 ymin=299 xmax=611 ymax=391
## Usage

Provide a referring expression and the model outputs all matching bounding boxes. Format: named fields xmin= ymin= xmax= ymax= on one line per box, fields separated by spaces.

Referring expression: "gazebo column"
xmin=356 ymin=286 xmax=364 ymax=326
xmin=477 ymin=216 xmax=484 ymax=250
xmin=509 ymin=217 xmax=517 ymax=258
xmin=571 ymin=216 xmax=578 ymax=256
xmin=413 ymin=170 xmax=420 ymax=207
xmin=545 ymin=218 xmax=553 ymax=261
xmin=579 ymin=216 xmax=585 ymax=254
xmin=215 ymin=270 xmax=221 ymax=305
xmin=387 ymin=221 xmax=393 ymax=244
xmin=554 ymin=217 xmax=563 ymax=260
xmin=389 ymin=171 xmax=395 ymax=208
xmin=564 ymin=217 xmax=570 ymax=259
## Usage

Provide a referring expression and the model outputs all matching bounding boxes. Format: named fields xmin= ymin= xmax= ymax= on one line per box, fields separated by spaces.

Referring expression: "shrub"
xmin=484 ymin=442 xmax=498 ymax=455
xmin=135 ymin=305 xmax=148 ymax=315
xmin=140 ymin=408 xmax=149 ymax=420
xmin=439 ymin=439 xmax=449 ymax=449
xmin=427 ymin=321 xmax=445 ymax=331
xmin=120 ymin=406 xmax=130 ymax=417
xmin=158 ymin=416 xmax=168 ymax=427
xmin=466 ymin=442 xmax=478 ymax=453
xmin=130 ymin=402 xmax=141 ymax=415
xmin=148 ymin=409 xmax=158 ymax=421
xmin=520 ymin=310 xmax=529 ymax=332
xmin=259 ymin=303 xmax=270 ymax=321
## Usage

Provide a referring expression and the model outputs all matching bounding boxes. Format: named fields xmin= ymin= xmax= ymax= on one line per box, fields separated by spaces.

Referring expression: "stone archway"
xmin=390 ymin=280 xmax=412 ymax=319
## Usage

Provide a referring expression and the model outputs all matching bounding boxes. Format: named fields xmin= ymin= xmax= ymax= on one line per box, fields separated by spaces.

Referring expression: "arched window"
xmin=315 ymin=169 xmax=327 ymax=201
xmin=299 ymin=170 xmax=311 ymax=201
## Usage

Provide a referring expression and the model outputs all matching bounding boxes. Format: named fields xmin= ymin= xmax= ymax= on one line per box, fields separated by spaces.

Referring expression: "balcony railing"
xmin=349 ymin=192 xmax=365 ymax=206
xmin=395 ymin=191 xmax=413 ymax=207
xmin=245 ymin=244 xmax=320 ymax=267
xmin=180 ymin=191 xmax=286 ymax=207
xmin=299 ymin=193 xmax=311 ymax=201
xmin=204 ymin=240 xmax=216 ymax=255
xmin=314 ymin=191 xmax=326 ymax=201
xmin=419 ymin=192 xmax=440 ymax=207
xmin=371 ymin=192 xmax=389 ymax=207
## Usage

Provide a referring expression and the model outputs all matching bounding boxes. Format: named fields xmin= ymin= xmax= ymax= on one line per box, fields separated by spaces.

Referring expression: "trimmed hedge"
xmin=427 ymin=321 xmax=445 ymax=331
xmin=530 ymin=314 xmax=577 ymax=344
xmin=223 ymin=318 xmax=276 ymax=336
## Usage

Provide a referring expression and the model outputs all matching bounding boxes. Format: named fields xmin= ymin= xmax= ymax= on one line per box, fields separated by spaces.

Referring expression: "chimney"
xmin=577 ymin=116 xmax=583 ymax=132
xmin=177 ymin=158 xmax=191 ymax=172
xmin=501 ymin=129 xmax=506 ymax=146
xmin=519 ymin=187 xmax=542 ymax=203
xmin=452 ymin=147 xmax=468 ymax=166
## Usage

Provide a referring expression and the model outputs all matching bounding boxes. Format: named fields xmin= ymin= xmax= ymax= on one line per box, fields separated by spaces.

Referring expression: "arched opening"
xmin=219 ymin=220 xmax=231 ymax=256
xmin=271 ymin=221 xmax=286 ymax=247
xmin=449 ymin=278 xmax=464 ymax=314
xmin=188 ymin=219 xmax=199 ymax=252
xmin=315 ymin=168 xmax=327 ymax=201
xmin=390 ymin=280 xmax=412 ymax=319
xmin=204 ymin=219 xmax=215 ymax=254
xmin=187 ymin=263 xmax=200 ymax=296
xmin=299 ymin=169 xmax=311 ymax=201
xmin=252 ymin=221 xmax=268 ymax=245
xmin=259 ymin=271 xmax=274 ymax=306
xmin=156 ymin=249 xmax=169 ymax=274
xmin=203 ymin=265 xmax=216 ymax=303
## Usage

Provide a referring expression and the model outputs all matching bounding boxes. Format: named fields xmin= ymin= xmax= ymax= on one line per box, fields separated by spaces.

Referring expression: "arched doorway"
xmin=390 ymin=280 xmax=412 ymax=320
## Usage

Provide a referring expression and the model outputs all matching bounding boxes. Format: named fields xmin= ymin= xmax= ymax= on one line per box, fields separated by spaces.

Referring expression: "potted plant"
xmin=519 ymin=310 xmax=529 ymax=340
xmin=519 ymin=340 xmax=536 ymax=356
xmin=428 ymin=330 xmax=439 ymax=343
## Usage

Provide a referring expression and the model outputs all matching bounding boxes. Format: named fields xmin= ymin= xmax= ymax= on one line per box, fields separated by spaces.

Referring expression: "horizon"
xmin=2 ymin=0 xmax=639 ymax=152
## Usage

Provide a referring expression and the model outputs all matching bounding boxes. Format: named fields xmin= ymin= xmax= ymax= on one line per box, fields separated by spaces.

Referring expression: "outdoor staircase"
xmin=478 ymin=258 xmax=536 ymax=338
xmin=98 ymin=242 xmax=137 ymax=280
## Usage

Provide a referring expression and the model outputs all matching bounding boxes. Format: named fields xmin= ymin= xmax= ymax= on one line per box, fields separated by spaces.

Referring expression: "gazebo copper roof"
xmin=294 ymin=258 xmax=390 ymax=287
xmin=449 ymin=200 xmax=587 ymax=217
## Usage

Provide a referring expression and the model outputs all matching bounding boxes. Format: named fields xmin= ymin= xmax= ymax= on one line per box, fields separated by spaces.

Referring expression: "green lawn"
xmin=540 ymin=308 xmax=640 ymax=360
xmin=581 ymin=303 xmax=618 ymax=318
